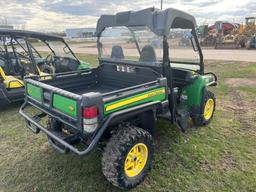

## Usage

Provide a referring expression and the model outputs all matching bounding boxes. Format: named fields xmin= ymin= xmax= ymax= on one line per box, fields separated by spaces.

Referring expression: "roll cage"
xmin=96 ymin=7 xmax=204 ymax=74
xmin=0 ymin=29 xmax=79 ymax=76
xmin=96 ymin=7 xmax=204 ymax=123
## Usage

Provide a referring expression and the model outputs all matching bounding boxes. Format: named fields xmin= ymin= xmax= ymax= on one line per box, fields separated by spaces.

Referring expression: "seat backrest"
xmin=3 ymin=75 xmax=24 ymax=89
xmin=111 ymin=46 xmax=124 ymax=59
xmin=139 ymin=45 xmax=157 ymax=62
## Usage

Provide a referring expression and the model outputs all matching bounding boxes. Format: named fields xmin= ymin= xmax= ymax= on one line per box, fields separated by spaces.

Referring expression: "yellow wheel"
xmin=124 ymin=143 xmax=148 ymax=178
xmin=203 ymin=98 xmax=214 ymax=121
xmin=192 ymin=90 xmax=216 ymax=126
xmin=102 ymin=126 xmax=153 ymax=189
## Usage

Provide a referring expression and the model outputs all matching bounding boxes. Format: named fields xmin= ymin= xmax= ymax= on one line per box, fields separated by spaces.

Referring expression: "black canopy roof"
xmin=0 ymin=29 xmax=63 ymax=41
xmin=96 ymin=7 xmax=197 ymax=36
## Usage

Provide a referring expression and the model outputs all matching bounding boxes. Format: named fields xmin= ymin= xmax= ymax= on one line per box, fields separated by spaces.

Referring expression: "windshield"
xmin=99 ymin=26 xmax=162 ymax=64
xmin=168 ymin=28 xmax=200 ymax=71
xmin=27 ymin=38 xmax=77 ymax=60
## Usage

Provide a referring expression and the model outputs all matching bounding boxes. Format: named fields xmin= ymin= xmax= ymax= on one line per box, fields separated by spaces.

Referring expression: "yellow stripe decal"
xmin=105 ymin=88 xmax=165 ymax=112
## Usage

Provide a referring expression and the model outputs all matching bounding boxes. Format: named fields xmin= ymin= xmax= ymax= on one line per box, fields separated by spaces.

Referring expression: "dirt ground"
xmin=225 ymin=78 xmax=256 ymax=87
xmin=70 ymin=44 xmax=256 ymax=62
xmin=35 ymin=42 xmax=256 ymax=62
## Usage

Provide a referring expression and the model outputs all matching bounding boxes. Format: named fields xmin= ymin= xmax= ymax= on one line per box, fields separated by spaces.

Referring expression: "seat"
xmin=111 ymin=46 xmax=124 ymax=59
xmin=0 ymin=67 xmax=24 ymax=89
xmin=139 ymin=45 xmax=157 ymax=62
xmin=4 ymin=76 xmax=24 ymax=89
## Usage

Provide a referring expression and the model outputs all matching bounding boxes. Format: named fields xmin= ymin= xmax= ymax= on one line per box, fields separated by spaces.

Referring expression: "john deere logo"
xmin=69 ymin=106 xmax=75 ymax=111
xmin=28 ymin=89 xmax=32 ymax=94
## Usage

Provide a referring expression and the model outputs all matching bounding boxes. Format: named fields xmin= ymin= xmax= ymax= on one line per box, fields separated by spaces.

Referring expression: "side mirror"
xmin=63 ymin=46 xmax=71 ymax=54
xmin=190 ymin=36 xmax=199 ymax=52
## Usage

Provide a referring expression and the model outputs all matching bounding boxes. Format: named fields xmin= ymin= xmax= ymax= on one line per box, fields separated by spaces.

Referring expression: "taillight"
xmin=82 ymin=106 xmax=99 ymax=133
xmin=83 ymin=106 xmax=98 ymax=119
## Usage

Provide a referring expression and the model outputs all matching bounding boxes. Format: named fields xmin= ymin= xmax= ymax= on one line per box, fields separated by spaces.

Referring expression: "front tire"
xmin=192 ymin=90 xmax=216 ymax=126
xmin=102 ymin=126 xmax=153 ymax=189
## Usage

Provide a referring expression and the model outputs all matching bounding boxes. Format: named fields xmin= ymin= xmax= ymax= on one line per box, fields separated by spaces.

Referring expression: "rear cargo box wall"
xmin=99 ymin=64 xmax=161 ymax=89
xmin=41 ymin=71 xmax=99 ymax=92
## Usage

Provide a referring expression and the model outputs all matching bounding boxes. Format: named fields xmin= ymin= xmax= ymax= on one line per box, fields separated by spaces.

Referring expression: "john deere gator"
xmin=20 ymin=8 xmax=217 ymax=189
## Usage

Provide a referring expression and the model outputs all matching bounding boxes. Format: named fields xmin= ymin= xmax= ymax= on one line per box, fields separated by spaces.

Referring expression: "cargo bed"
xmin=34 ymin=63 xmax=162 ymax=98
xmin=73 ymin=85 xmax=116 ymax=95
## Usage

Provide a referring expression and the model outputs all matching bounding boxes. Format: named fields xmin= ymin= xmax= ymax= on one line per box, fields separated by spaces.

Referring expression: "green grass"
xmin=76 ymin=53 xmax=99 ymax=67
xmin=0 ymin=57 xmax=256 ymax=192
xmin=66 ymin=40 xmax=96 ymax=45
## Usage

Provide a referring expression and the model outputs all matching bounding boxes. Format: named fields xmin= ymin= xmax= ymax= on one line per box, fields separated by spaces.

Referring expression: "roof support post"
xmin=162 ymin=36 xmax=176 ymax=123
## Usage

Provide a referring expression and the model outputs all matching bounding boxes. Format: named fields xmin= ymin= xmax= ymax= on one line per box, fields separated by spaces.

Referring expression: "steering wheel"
xmin=45 ymin=54 xmax=54 ymax=66
xmin=40 ymin=54 xmax=55 ymax=74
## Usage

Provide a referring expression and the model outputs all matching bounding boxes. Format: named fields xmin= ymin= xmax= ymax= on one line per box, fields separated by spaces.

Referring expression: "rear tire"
xmin=192 ymin=90 xmax=216 ymax=126
xmin=102 ymin=126 xmax=153 ymax=189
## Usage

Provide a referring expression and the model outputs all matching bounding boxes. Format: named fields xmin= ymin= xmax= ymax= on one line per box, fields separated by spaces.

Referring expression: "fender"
xmin=180 ymin=73 xmax=217 ymax=111
xmin=106 ymin=101 xmax=161 ymax=127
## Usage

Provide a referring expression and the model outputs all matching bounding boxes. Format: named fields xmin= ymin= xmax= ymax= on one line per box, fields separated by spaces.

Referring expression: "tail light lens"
xmin=83 ymin=106 xmax=98 ymax=119
xmin=82 ymin=106 xmax=99 ymax=133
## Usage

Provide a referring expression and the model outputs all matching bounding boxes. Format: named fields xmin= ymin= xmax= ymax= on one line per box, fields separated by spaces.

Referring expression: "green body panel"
xmin=181 ymin=76 xmax=210 ymax=110
xmin=53 ymin=94 xmax=78 ymax=117
xmin=78 ymin=60 xmax=91 ymax=70
xmin=104 ymin=87 xmax=166 ymax=115
xmin=27 ymin=83 xmax=42 ymax=102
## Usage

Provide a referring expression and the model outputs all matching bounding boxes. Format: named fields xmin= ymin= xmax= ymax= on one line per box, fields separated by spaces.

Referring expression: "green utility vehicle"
xmin=0 ymin=30 xmax=90 ymax=107
xmin=20 ymin=8 xmax=217 ymax=189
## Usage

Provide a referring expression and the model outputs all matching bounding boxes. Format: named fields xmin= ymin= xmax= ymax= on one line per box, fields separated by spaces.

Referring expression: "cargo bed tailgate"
xmin=25 ymin=78 xmax=83 ymax=130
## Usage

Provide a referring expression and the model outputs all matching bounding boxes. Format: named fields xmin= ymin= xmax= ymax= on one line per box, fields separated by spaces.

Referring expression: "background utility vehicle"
xmin=0 ymin=30 xmax=90 ymax=107
xmin=20 ymin=8 xmax=217 ymax=189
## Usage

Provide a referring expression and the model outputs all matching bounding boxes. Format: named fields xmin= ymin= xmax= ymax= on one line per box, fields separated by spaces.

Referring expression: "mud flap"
xmin=176 ymin=109 xmax=190 ymax=132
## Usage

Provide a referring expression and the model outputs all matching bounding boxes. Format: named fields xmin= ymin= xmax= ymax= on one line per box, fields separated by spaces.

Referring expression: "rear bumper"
xmin=19 ymin=100 xmax=161 ymax=156
xmin=19 ymin=102 xmax=99 ymax=156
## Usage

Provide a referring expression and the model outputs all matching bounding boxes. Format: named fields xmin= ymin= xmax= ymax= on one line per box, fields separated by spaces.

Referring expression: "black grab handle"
xmin=204 ymin=72 xmax=218 ymax=82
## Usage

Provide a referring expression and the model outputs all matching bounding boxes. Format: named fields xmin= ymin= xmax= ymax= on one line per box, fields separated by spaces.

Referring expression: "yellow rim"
xmin=203 ymin=98 xmax=214 ymax=120
xmin=124 ymin=143 xmax=148 ymax=178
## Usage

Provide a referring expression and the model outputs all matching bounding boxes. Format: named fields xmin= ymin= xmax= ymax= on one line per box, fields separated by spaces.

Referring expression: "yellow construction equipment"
xmin=215 ymin=17 xmax=256 ymax=49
